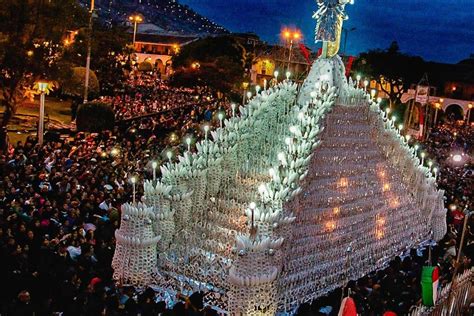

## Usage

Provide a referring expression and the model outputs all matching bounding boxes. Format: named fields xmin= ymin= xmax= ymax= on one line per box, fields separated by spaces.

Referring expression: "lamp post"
xmin=129 ymin=14 xmax=143 ymax=45
xmin=83 ymin=0 xmax=95 ymax=104
xmin=37 ymin=81 xmax=49 ymax=145
xmin=282 ymin=29 xmax=301 ymax=72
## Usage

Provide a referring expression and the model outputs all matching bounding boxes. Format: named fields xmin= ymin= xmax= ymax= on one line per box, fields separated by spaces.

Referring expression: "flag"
xmin=338 ymin=297 xmax=357 ymax=316
xmin=421 ymin=266 xmax=439 ymax=306
xmin=299 ymin=43 xmax=311 ymax=64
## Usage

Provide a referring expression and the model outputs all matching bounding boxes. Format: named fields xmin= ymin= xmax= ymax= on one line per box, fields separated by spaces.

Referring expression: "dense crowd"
xmin=0 ymin=73 xmax=472 ymax=315
xmin=100 ymin=75 xmax=226 ymax=121
xmin=0 ymin=75 xmax=230 ymax=315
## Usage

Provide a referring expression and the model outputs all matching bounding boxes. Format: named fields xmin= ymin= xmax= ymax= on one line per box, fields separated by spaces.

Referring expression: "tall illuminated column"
xmin=83 ymin=0 xmax=95 ymax=104
xmin=37 ymin=82 xmax=49 ymax=145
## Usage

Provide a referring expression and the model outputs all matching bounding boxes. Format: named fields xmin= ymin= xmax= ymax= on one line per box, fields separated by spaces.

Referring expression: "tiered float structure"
xmin=112 ymin=0 xmax=446 ymax=314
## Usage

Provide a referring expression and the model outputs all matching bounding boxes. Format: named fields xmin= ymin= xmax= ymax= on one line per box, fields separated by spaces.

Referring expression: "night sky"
xmin=180 ymin=0 xmax=474 ymax=64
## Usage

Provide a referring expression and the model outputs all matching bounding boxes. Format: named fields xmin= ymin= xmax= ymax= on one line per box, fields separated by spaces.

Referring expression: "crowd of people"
xmin=100 ymin=75 xmax=226 ymax=122
xmin=0 ymin=74 xmax=230 ymax=315
xmin=0 ymin=71 xmax=472 ymax=315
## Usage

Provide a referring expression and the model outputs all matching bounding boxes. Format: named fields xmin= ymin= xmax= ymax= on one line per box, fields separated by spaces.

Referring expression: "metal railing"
xmin=409 ymin=268 xmax=472 ymax=316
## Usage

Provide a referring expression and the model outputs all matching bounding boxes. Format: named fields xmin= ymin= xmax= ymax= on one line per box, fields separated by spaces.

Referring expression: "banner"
xmin=416 ymin=85 xmax=429 ymax=105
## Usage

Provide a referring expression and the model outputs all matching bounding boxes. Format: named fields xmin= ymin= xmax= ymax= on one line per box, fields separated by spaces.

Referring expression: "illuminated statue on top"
xmin=314 ymin=0 xmax=353 ymax=58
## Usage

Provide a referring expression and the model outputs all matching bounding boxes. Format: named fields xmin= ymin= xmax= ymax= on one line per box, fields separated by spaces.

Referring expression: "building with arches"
xmin=133 ymin=33 xmax=198 ymax=75
xmin=401 ymin=89 xmax=473 ymax=122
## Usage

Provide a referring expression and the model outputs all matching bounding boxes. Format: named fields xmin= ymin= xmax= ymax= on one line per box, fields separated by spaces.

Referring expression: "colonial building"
xmin=132 ymin=31 xmax=198 ymax=74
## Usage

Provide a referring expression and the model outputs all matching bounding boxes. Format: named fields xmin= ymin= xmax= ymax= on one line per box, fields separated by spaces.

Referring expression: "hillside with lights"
xmin=81 ymin=0 xmax=228 ymax=35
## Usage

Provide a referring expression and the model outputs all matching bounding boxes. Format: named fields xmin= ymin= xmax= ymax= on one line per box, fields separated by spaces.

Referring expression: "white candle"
xmin=152 ymin=161 xmax=157 ymax=181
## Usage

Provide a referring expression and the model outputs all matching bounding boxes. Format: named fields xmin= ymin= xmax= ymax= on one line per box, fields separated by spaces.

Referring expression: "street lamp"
xmin=37 ymin=81 xmax=49 ymax=145
xmin=129 ymin=14 xmax=144 ymax=45
xmin=83 ymin=0 xmax=96 ymax=104
xmin=281 ymin=29 xmax=302 ymax=72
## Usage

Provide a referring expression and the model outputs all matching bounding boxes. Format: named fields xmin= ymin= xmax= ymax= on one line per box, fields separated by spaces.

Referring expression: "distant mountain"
xmin=81 ymin=0 xmax=228 ymax=36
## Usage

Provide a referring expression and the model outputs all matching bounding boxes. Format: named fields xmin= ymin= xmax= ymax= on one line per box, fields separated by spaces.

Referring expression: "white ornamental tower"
xmin=112 ymin=203 xmax=160 ymax=287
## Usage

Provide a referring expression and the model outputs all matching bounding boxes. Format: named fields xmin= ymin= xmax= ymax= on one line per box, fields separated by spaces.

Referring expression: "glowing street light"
xmin=281 ymin=29 xmax=302 ymax=72
xmin=36 ymin=81 xmax=49 ymax=145
xmin=129 ymin=14 xmax=144 ymax=45
xmin=83 ymin=0 xmax=97 ymax=104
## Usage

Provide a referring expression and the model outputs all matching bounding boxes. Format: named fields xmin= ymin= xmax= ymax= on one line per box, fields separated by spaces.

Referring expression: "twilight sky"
xmin=180 ymin=0 xmax=474 ymax=64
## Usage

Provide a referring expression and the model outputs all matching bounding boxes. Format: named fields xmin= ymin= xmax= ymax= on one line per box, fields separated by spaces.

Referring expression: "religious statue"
xmin=314 ymin=0 xmax=353 ymax=58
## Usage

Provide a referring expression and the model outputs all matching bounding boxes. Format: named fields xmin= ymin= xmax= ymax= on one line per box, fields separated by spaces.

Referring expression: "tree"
xmin=352 ymin=42 xmax=426 ymax=109
xmin=76 ymin=101 xmax=114 ymax=132
xmin=171 ymin=36 xmax=245 ymax=93
xmin=62 ymin=24 xmax=132 ymax=96
xmin=0 ymin=0 xmax=87 ymax=147
xmin=138 ymin=61 xmax=153 ymax=72
xmin=61 ymin=67 xmax=99 ymax=98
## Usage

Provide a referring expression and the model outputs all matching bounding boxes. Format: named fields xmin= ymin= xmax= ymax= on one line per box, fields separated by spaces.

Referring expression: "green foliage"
xmin=138 ymin=61 xmax=153 ymax=72
xmin=352 ymin=42 xmax=426 ymax=108
xmin=171 ymin=36 xmax=245 ymax=92
xmin=61 ymin=67 xmax=99 ymax=98
xmin=0 ymin=0 xmax=88 ymax=133
xmin=76 ymin=101 xmax=115 ymax=132
xmin=63 ymin=24 xmax=132 ymax=96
